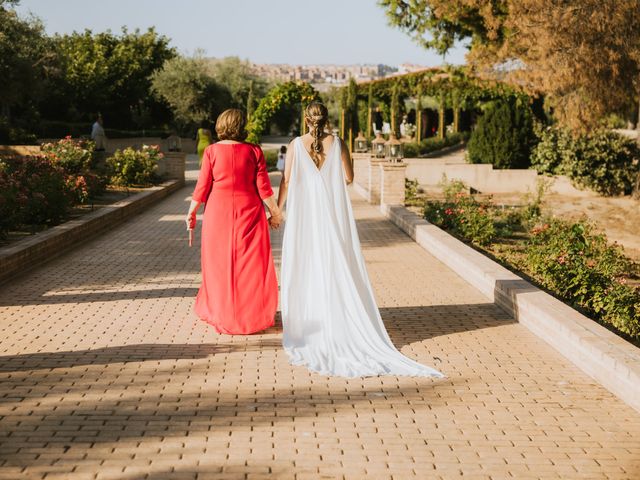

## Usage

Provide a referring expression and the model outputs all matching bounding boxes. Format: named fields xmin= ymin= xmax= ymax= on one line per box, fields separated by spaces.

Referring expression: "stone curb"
xmin=0 ymin=179 xmax=184 ymax=286
xmin=380 ymin=202 xmax=640 ymax=413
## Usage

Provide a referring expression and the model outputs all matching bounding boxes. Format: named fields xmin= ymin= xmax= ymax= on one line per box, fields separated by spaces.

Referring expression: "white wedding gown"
xmin=280 ymin=136 xmax=444 ymax=378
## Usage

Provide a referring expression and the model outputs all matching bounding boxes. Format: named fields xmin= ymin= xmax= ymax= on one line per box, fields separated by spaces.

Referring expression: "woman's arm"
xmin=186 ymin=146 xmax=213 ymax=228
xmin=277 ymin=141 xmax=295 ymax=211
xmin=186 ymin=199 xmax=202 ymax=229
xmin=340 ymin=138 xmax=354 ymax=184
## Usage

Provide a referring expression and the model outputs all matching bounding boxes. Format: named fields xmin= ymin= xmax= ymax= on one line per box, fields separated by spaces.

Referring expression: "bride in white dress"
xmin=273 ymin=102 xmax=444 ymax=378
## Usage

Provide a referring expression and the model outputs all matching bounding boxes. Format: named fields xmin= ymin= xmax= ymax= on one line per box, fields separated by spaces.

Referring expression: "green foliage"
xmin=402 ymin=131 xmax=468 ymax=157
xmin=208 ymin=57 xmax=269 ymax=109
xmin=390 ymin=82 xmax=400 ymax=137
xmin=263 ymin=149 xmax=278 ymax=171
xmin=531 ymin=126 xmax=639 ymax=196
xmin=0 ymin=4 xmax=50 ymax=118
xmin=44 ymin=27 xmax=175 ymax=128
xmin=151 ymin=54 xmax=231 ymax=130
xmin=378 ymin=0 xmax=502 ymax=54
xmin=345 ymin=78 xmax=359 ymax=140
xmin=0 ymin=117 xmax=37 ymax=144
xmin=405 ymin=178 xmax=420 ymax=206
xmin=467 ymin=98 xmax=535 ymax=169
xmin=0 ymin=155 xmax=70 ymax=227
xmin=423 ymin=179 xmax=496 ymax=245
xmin=420 ymin=177 xmax=640 ymax=340
xmin=246 ymin=82 xmax=320 ymax=144
xmin=41 ymin=136 xmax=94 ymax=174
xmin=355 ymin=67 xmax=524 ymax=110
xmin=107 ymin=145 xmax=161 ymax=186
xmin=40 ymin=137 xmax=106 ymax=203
xmin=526 ymin=219 xmax=639 ymax=338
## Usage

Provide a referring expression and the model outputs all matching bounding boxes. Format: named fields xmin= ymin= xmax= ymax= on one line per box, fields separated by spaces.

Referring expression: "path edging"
xmin=380 ymin=202 xmax=640 ymax=413
xmin=0 ymin=179 xmax=184 ymax=285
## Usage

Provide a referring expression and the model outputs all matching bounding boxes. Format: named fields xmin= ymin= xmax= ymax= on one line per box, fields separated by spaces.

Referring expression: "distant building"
xmin=248 ymin=62 xmax=402 ymax=86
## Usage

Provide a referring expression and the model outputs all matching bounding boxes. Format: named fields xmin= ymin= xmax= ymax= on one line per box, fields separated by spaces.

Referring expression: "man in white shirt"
xmin=91 ymin=115 xmax=107 ymax=151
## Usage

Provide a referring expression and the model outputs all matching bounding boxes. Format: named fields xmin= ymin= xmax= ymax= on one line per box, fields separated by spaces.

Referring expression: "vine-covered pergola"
xmin=341 ymin=66 xmax=526 ymax=145
xmin=246 ymin=81 xmax=320 ymax=144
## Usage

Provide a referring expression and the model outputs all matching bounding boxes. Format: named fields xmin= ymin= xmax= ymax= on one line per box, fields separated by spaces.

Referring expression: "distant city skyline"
xmin=15 ymin=0 xmax=468 ymax=67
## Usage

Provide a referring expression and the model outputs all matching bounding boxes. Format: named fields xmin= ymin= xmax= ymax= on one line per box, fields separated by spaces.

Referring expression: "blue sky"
xmin=16 ymin=0 xmax=468 ymax=66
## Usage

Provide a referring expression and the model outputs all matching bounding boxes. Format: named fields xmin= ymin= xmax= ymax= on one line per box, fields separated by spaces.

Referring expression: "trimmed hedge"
xmin=467 ymin=98 xmax=536 ymax=169
xmin=403 ymin=132 xmax=469 ymax=158
xmin=531 ymin=126 xmax=639 ymax=196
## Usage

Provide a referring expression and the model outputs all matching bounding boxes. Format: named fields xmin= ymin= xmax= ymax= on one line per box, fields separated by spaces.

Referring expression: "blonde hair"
xmin=215 ymin=109 xmax=247 ymax=141
xmin=304 ymin=102 xmax=329 ymax=166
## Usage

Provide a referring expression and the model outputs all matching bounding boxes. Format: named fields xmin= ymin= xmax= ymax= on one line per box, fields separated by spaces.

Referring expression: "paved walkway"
xmin=0 ymin=158 xmax=639 ymax=480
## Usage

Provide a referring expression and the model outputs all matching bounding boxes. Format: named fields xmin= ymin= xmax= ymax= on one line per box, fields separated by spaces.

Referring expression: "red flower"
xmin=444 ymin=208 xmax=453 ymax=215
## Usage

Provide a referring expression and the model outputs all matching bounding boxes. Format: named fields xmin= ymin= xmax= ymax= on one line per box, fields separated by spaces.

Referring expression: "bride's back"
xmin=291 ymin=102 xmax=353 ymax=184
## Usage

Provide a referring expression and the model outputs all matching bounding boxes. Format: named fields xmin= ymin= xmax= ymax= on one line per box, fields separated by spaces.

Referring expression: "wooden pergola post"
xmin=438 ymin=91 xmax=446 ymax=140
xmin=416 ymin=83 xmax=423 ymax=143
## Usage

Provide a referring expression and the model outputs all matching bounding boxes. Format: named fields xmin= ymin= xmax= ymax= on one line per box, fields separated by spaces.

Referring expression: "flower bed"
xmin=0 ymin=138 xmax=163 ymax=240
xmin=412 ymin=179 xmax=640 ymax=342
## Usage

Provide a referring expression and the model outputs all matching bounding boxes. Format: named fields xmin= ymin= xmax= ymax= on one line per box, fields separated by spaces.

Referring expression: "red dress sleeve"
xmin=192 ymin=146 xmax=214 ymax=203
xmin=254 ymin=146 xmax=274 ymax=200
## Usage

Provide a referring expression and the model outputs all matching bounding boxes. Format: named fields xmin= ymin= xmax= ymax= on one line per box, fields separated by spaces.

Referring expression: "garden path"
xmin=0 ymin=156 xmax=638 ymax=479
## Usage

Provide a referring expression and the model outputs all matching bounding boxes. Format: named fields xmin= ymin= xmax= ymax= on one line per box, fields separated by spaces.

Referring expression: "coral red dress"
xmin=192 ymin=142 xmax=278 ymax=334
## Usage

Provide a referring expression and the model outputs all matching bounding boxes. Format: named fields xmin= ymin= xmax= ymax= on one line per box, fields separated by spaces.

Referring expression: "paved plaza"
xmin=0 ymin=158 xmax=639 ymax=479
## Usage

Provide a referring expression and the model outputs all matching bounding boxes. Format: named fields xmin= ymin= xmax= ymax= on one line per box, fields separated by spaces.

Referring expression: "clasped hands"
xmin=269 ymin=209 xmax=284 ymax=229
xmin=186 ymin=209 xmax=283 ymax=230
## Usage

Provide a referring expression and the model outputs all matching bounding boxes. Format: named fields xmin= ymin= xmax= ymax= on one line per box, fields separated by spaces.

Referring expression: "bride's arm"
xmin=277 ymin=141 xmax=295 ymax=210
xmin=340 ymin=138 xmax=354 ymax=184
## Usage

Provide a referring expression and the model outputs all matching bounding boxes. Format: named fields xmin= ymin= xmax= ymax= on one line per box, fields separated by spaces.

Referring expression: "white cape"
xmin=280 ymin=136 xmax=444 ymax=378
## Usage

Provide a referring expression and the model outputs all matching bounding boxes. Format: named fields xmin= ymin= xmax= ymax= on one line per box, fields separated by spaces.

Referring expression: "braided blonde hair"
xmin=304 ymin=102 xmax=329 ymax=167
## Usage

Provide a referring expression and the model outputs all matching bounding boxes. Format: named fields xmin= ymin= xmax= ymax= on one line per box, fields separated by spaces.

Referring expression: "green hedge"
xmin=36 ymin=121 xmax=171 ymax=139
xmin=403 ymin=132 xmax=469 ymax=158
xmin=531 ymin=126 xmax=639 ymax=196
xmin=467 ymin=99 xmax=536 ymax=169
xmin=107 ymin=145 xmax=162 ymax=186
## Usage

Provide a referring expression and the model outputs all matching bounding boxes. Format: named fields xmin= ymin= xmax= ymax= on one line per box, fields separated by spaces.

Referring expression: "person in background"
xmin=91 ymin=114 xmax=107 ymax=151
xmin=373 ymin=107 xmax=383 ymax=135
xmin=276 ymin=145 xmax=287 ymax=174
xmin=196 ymin=120 xmax=213 ymax=166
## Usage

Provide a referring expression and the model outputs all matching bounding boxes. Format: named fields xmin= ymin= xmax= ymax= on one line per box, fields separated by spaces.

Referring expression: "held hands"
xmin=269 ymin=209 xmax=284 ymax=230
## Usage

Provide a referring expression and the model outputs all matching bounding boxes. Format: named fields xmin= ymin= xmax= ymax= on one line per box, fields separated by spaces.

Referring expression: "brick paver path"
xmin=1 ymin=157 xmax=639 ymax=480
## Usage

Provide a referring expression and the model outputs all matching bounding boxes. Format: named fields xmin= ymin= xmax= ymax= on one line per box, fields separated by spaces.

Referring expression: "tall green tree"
xmin=207 ymin=56 xmax=270 ymax=109
xmin=0 ymin=1 xmax=50 ymax=121
xmin=345 ymin=78 xmax=359 ymax=145
xmin=43 ymin=27 xmax=176 ymax=127
xmin=151 ymin=54 xmax=232 ymax=130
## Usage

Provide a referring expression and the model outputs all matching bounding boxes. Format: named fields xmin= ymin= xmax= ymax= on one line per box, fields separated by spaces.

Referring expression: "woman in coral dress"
xmin=186 ymin=109 xmax=282 ymax=334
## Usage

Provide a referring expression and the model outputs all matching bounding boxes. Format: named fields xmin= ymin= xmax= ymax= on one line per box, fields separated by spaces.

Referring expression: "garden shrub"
xmin=526 ymin=219 xmax=639 ymax=339
xmin=423 ymin=179 xmax=496 ymax=245
xmin=420 ymin=177 xmax=639 ymax=341
xmin=531 ymin=126 xmax=639 ymax=196
xmin=0 ymin=155 xmax=70 ymax=226
xmin=0 ymin=118 xmax=38 ymax=145
xmin=41 ymin=137 xmax=107 ymax=202
xmin=263 ymin=149 xmax=278 ymax=171
xmin=41 ymin=136 xmax=93 ymax=174
xmin=0 ymin=162 xmax=20 ymax=238
xmin=108 ymin=145 xmax=162 ymax=186
xmin=467 ymin=98 xmax=536 ymax=169
xmin=402 ymin=131 xmax=468 ymax=158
